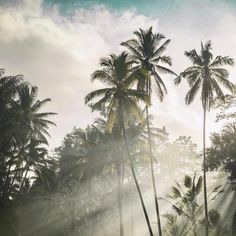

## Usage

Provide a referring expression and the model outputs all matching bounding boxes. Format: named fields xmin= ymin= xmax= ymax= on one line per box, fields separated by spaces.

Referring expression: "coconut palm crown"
xmin=175 ymin=41 xmax=235 ymax=109
xmin=121 ymin=27 xmax=177 ymax=100
xmin=85 ymin=52 xmax=150 ymax=132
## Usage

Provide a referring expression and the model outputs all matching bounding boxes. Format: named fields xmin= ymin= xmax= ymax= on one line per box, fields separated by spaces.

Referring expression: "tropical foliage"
xmin=1 ymin=27 xmax=236 ymax=236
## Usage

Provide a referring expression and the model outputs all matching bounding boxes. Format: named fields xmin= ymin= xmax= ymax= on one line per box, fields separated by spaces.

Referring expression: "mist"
xmin=1 ymin=0 xmax=236 ymax=236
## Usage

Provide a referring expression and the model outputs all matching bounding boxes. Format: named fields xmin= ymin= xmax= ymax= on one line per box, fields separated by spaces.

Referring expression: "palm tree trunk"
xmin=3 ymin=160 xmax=13 ymax=199
xmin=120 ymin=103 xmax=154 ymax=236
xmin=88 ymin=174 xmax=94 ymax=236
xmin=203 ymin=104 xmax=208 ymax=236
xmin=192 ymin=217 xmax=198 ymax=236
xmin=145 ymin=106 xmax=162 ymax=236
xmin=116 ymin=160 xmax=124 ymax=236
xmin=19 ymin=164 xmax=30 ymax=191
xmin=131 ymin=206 xmax=134 ymax=236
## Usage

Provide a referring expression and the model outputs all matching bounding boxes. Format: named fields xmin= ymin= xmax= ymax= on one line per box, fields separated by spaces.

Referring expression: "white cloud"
xmin=0 ymin=0 xmax=235 ymax=149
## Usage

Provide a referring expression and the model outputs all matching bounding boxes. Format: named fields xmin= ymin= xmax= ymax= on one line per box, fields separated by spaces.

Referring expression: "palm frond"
xmin=211 ymin=68 xmax=229 ymax=77
xmin=153 ymin=39 xmax=171 ymax=57
xmin=184 ymin=175 xmax=192 ymax=188
xmin=34 ymin=112 xmax=57 ymax=119
xmin=185 ymin=78 xmax=202 ymax=105
xmin=121 ymin=41 xmax=143 ymax=60
xmin=125 ymin=68 xmax=149 ymax=87
xmin=91 ymin=70 xmax=115 ymax=85
xmin=210 ymin=77 xmax=225 ymax=99
xmin=195 ymin=176 xmax=202 ymax=195
xmin=213 ymin=73 xmax=235 ymax=93
xmin=152 ymin=68 xmax=167 ymax=99
xmin=154 ymin=77 xmax=165 ymax=101
xmin=155 ymin=65 xmax=177 ymax=76
xmin=100 ymin=57 xmax=113 ymax=68
xmin=31 ymin=98 xmax=52 ymax=112
xmin=89 ymin=93 xmax=112 ymax=112
xmin=185 ymin=72 xmax=200 ymax=87
xmin=152 ymin=55 xmax=172 ymax=66
xmin=85 ymin=88 xmax=113 ymax=104
xmin=126 ymin=89 xmax=150 ymax=105
xmin=210 ymin=56 xmax=234 ymax=67
xmin=172 ymin=186 xmax=182 ymax=198
xmin=174 ymin=74 xmax=182 ymax=85
xmin=185 ymin=49 xmax=202 ymax=66
xmin=134 ymin=28 xmax=145 ymax=45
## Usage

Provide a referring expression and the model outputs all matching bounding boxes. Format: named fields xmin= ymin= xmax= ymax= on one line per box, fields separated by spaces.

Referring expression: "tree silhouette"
xmin=122 ymin=27 xmax=176 ymax=236
xmin=85 ymin=52 xmax=154 ymax=236
xmin=175 ymin=41 xmax=235 ymax=236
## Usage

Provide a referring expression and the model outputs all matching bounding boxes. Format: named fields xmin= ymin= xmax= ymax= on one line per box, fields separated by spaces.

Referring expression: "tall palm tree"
xmin=9 ymin=83 xmax=56 ymax=197
xmin=175 ymin=41 xmax=235 ymax=236
xmin=121 ymin=27 xmax=176 ymax=236
xmin=85 ymin=52 xmax=154 ymax=236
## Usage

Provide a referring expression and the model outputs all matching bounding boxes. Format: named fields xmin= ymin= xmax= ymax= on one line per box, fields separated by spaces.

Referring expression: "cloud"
xmin=0 ymin=0 xmax=235 ymax=149
xmin=0 ymin=1 xmax=158 ymax=148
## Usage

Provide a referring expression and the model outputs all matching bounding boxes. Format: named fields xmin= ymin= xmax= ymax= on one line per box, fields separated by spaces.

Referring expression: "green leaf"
xmin=172 ymin=186 xmax=181 ymax=198
xmin=195 ymin=176 xmax=202 ymax=194
xmin=184 ymin=175 xmax=192 ymax=188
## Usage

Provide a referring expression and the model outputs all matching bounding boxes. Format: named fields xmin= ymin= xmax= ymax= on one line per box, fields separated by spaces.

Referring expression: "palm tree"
xmin=9 ymin=83 xmax=56 ymax=197
xmin=0 ymin=70 xmax=22 ymax=201
xmin=0 ymin=69 xmax=22 ymax=157
xmin=58 ymin=124 xmax=113 ymax=196
xmin=19 ymin=138 xmax=48 ymax=192
xmin=85 ymin=52 xmax=154 ymax=236
xmin=57 ymin=122 xmax=120 ymax=236
xmin=175 ymin=41 xmax=235 ymax=236
xmin=12 ymin=83 xmax=56 ymax=144
xmin=166 ymin=174 xmax=203 ymax=236
xmin=121 ymin=27 xmax=176 ymax=236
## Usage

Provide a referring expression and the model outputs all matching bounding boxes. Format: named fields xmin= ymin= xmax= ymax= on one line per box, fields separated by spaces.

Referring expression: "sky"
xmin=0 ymin=0 xmax=236 ymax=150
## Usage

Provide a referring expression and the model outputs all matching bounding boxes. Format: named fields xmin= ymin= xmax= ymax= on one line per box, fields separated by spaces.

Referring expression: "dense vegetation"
xmin=0 ymin=27 xmax=236 ymax=236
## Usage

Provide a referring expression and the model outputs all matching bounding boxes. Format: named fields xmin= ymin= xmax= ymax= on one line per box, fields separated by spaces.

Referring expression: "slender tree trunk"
xmin=231 ymin=211 xmax=236 ymax=236
xmin=131 ymin=207 xmax=134 ymax=236
xmin=192 ymin=217 xmax=197 ymax=236
xmin=88 ymin=174 xmax=93 ymax=236
xmin=203 ymin=104 xmax=208 ymax=236
xmin=116 ymin=160 xmax=124 ymax=236
xmin=120 ymin=103 xmax=154 ymax=236
xmin=19 ymin=164 xmax=30 ymax=191
xmin=146 ymin=106 xmax=162 ymax=236
xmin=3 ymin=160 xmax=12 ymax=199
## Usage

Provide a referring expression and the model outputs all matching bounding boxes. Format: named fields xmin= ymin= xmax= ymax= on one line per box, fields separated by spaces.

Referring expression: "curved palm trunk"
xmin=145 ymin=106 xmax=162 ymax=236
xmin=116 ymin=159 xmax=124 ymax=236
xmin=203 ymin=104 xmax=208 ymax=236
xmin=191 ymin=214 xmax=197 ymax=236
xmin=120 ymin=103 xmax=154 ymax=236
